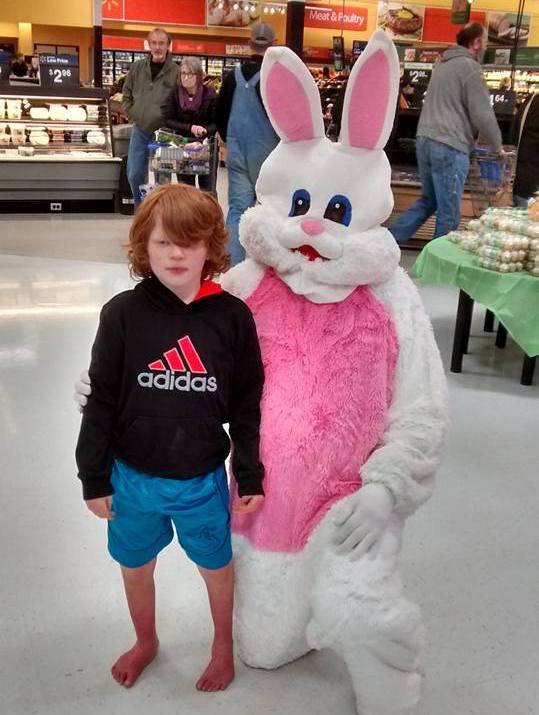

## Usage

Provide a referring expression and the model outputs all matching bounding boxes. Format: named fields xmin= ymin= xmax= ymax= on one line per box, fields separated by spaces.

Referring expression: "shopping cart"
xmin=144 ymin=130 xmax=219 ymax=197
xmin=467 ymin=146 xmax=517 ymax=218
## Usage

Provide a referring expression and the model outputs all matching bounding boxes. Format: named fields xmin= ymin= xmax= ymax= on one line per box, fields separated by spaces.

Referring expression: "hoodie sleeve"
xmin=228 ymin=305 xmax=265 ymax=497
xmin=463 ymin=68 xmax=503 ymax=153
xmin=75 ymin=300 xmax=125 ymax=500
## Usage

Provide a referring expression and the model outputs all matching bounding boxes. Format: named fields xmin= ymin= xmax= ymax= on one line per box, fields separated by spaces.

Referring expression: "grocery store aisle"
xmin=0 ymin=216 xmax=538 ymax=715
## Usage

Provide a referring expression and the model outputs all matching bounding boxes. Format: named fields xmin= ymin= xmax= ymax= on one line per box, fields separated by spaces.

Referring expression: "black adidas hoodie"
xmin=76 ymin=276 xmax=265 ymax=500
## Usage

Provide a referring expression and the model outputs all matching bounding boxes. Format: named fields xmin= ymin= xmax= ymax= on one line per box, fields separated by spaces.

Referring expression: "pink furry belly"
xmin=231 ymin=270 xmax=398 ymax=552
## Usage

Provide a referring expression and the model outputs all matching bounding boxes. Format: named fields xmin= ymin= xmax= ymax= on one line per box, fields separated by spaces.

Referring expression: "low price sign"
xmin=403 ymin=62 xmax=432 ymax=85
xmin=39 ymin=54 xmax=79 ymax=88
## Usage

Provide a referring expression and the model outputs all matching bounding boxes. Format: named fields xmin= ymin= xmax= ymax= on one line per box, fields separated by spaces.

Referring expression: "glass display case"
xmin=0 ymin=86 xmax=121 ymax=212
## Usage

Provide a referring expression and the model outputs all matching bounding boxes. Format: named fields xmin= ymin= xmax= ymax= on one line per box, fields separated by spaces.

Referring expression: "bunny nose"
xmin=300 ymin=219 xmax=324 ymax=236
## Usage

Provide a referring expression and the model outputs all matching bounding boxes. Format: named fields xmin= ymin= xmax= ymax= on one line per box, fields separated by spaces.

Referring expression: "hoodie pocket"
xmin=115 ymin=416 xmax=229 ymax=475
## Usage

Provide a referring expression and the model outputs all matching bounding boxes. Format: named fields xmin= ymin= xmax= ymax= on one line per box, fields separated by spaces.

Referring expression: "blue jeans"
xmin=389 ymin=136 xmax=470 ymax=243
xmin=127 ymin=126 xmax=153 ymax=206
xmin=225 ymin=137 xmax=276 ymax=265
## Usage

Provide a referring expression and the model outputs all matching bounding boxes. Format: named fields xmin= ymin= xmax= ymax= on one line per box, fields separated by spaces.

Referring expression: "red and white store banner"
xmin=102 ymin=0 xmax=206 ymax=26
xmin=305 ymin=5 xmax=368 ymax=32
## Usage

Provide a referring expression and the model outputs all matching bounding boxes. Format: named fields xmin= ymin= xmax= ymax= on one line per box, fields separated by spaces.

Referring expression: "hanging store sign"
xmin=39 ymin=54 xmax=80 ymax=88
xmin=305 ymin=5 xmax=368 ymax=32
xmin=208 ymin=1 xmax=263 ymax=28
xmin=377 ymin=3 xmax=424 ymax=42
xmin=488 ymin=12 xmax=530 ymax=49
xmin=102 ymin=0 xmax=206 ymax=26
xmin=450 ymin=0 xmax=470 ymax=25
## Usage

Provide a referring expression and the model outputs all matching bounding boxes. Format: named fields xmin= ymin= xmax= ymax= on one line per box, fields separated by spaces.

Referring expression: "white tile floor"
xmin=0 ymin=210 xmax=538 ymax=715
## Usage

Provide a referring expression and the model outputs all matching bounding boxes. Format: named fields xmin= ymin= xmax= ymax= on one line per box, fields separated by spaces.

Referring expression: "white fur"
xmin=367 ymin=268 xmax=449 ymax=516
xmin=219 ymin=258 xmax=265 ymax=300
xmin=261 ymin=45 xmax=325 ymax=142
xmin=227 ymin=34 xmax=445 ymax=715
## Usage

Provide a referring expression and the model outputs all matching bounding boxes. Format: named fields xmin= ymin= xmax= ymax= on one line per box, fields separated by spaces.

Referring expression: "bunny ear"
xmin=261 ymin=46 xmax=325 ymax=143
xmin=339 ymin=30 xmax=400 ymax=150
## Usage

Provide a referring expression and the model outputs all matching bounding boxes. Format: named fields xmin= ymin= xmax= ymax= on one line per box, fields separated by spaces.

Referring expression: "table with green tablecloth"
xmin=412 ymin=237 xmax=539 ymax=385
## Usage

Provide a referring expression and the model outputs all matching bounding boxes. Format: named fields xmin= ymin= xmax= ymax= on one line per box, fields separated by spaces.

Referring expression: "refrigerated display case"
xmin=102 ymin=50 xmax=148 ymax=86
xmin=0 ymin=86 xmax=121 ymax=212
xmin=102 ymin=49 xmax=247 ymax=86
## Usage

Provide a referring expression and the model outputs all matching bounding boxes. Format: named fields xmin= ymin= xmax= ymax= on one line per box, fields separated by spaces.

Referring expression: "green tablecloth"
xmin=412 ymin=237 xmax=539 ymax=357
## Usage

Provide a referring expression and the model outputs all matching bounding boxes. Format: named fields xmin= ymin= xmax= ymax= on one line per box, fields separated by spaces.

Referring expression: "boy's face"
xmin=147 ymin=216 xmax=209 ymax=302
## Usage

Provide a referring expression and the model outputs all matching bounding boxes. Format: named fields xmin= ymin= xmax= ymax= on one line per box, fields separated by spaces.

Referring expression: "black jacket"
xmin=514 ymin=94 xmax=539 ymax=200
xmin=76 ymin=278 xmax=265 ymax=500
xmin=165 ymin=84 xmax=217 ymax=138
xmin=215 ymin=56 xmax=264 ymax=141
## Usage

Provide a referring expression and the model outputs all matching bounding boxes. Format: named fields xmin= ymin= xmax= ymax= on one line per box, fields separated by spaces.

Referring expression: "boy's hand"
xmin=85 ymin=495 xmax=115 ymax=520
xmin=74 ymin=369 xmax=91 ymax=411
xmin=232 ymin=495 xmax=264 ymax=515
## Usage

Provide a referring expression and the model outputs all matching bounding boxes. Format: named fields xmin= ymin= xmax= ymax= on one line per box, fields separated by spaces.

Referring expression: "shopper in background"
xmin=123 ymin=28 xmax=178 ymax=206
xmin=215 ymin=22 xmax=279 ymax=265
xmin=165 ymin=56 xmax=218 ymax=192
xmin=389 ymin=22 xmax=503 ymax=243
xmin=10 ymin=54 xmax=28 ymax=78
xmin=513 ymin=93 xmax=539 ymax=208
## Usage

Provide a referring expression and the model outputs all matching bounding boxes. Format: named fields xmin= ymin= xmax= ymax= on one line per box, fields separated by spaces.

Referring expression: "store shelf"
xmin=0 ymin=154 xmax=121 ymax=161
xmin=2 ymin=118 xmax=109 ymax=128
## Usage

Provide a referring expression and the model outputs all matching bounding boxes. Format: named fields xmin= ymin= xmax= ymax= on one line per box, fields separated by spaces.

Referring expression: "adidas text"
xmin=137 ymin=371 xmax=217 ymax=393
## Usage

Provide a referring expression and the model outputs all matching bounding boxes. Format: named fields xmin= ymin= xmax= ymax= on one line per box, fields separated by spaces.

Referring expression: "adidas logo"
xmin=137 ymin=336 xmax=217 ymax=393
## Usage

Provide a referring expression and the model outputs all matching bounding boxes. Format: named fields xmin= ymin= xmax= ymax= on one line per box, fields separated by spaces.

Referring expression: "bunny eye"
xmin=289 ymin=189 xmax=311 ymax=217
xmin=324 ymin=195 xmax=352 ymax=226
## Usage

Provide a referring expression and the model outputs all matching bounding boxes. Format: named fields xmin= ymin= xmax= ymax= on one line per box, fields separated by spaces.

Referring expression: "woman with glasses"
xmin=165 ymin=56 xmax=218 ymax=193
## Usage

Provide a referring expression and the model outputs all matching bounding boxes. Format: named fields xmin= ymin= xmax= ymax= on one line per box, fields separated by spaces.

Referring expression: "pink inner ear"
xmin=347 ymin=50 xmax=390 ymax=149
xmin=265 ymin=61 xmax=315 ymax=141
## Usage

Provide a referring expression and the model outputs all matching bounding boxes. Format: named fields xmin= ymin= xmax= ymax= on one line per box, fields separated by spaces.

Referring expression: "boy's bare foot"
xmin=111 ymin=638 xmax=159 ymax=688
xmin=196 ymin=644 xmax=235 ymax=692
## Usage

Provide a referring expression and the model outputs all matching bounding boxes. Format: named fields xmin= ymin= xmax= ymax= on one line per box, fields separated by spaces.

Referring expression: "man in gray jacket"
xmin=390 ymin=23 xmax=503 ymax=242
xmin=123 ymin=28 xmax=178 ymax=205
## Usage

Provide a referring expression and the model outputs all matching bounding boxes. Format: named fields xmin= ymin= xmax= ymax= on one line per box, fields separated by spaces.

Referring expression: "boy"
xmin=76 ymin=184 xmax=264 ymax=691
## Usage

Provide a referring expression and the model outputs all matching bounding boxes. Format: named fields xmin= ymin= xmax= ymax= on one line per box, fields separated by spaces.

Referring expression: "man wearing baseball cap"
xmin=216 ymin=22 xmax=279 ymax=265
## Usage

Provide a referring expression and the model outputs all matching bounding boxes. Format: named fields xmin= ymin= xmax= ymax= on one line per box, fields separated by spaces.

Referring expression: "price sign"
xmin=489 ymin=89 xmax=516 ymax=116
xmin=403 ymin=62 xmax=432 ymax=86
xmin=0 ymin=51 xmax=10 ymax=86
xmin=39 ymin=54 xmax=79 ymax=88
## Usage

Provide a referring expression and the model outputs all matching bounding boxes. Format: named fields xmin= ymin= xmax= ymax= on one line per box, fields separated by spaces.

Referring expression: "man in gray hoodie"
xmin=389 ymin=23 xmax=503 ymax=243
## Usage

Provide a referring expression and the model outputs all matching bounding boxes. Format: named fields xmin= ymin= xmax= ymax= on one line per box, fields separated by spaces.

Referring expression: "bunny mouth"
xmin=292 ymin=245 xmax=330 ymax=262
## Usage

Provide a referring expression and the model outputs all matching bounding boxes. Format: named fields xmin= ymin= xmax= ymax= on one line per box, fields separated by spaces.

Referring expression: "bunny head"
xmin=240 ymin=30 xmax=401 ymax=302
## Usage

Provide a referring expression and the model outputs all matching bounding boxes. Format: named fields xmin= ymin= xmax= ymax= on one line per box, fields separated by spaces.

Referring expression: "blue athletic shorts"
xmin=108 ymin=460 xmax=232 ymax=570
